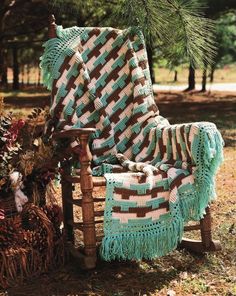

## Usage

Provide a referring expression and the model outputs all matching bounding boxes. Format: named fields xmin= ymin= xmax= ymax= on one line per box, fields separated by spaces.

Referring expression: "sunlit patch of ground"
xmin=154 ymin=64 xmax=236 ymax=85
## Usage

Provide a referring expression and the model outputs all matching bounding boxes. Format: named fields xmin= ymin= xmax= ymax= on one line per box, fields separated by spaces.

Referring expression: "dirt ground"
xmin=1 ymin=91 xmax=236 ymax=296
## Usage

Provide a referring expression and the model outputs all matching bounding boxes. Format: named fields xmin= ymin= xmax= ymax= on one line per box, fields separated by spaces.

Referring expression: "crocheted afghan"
xmin=40 ymin=25 xmax=224 ymax=261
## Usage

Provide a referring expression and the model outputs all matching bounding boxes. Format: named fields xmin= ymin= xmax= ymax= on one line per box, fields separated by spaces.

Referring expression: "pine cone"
xmin=21 ymin=203 xmax=54 ymax=253
xmin=41 ymin=204 xmax=63 ymax=240
xmin=0 ymin=217 xmax=22 ymax=250
xmin=21 ymin=203 xmax=46 ymax=231
xmin=23 ymin=228 xmax=48 ymax=252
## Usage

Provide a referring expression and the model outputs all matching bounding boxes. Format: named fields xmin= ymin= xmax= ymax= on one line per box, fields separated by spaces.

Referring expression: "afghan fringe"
xmin=100 ymin=217 xmax=183 ymax=261
xmin=179 ymin=124 xmax=224 ymax=221
xmin=39 ymin=26 xmax=85 ymax=90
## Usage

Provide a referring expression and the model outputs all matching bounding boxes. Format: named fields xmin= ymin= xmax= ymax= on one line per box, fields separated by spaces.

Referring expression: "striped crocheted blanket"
xmin=40 ymin=25 xmax=224 ymax=261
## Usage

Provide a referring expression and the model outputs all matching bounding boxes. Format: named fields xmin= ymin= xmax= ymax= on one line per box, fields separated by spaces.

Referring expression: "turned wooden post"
xmin=48 ymin=14 xmax=57 ymax=39
xmin=78 ymin=134 xmax=97 ymax=260
xmin=200 ymin=206 xmax=212 ymax=249
xmin=61 ymin=160 xmax=74 ymax=242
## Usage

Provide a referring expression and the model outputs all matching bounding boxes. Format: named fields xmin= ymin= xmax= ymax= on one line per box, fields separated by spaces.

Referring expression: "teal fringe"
xmin=179 ymin=123 xmax=224 ymax=221
xmin=40 ymin=25 xmax=85 ymax=90
xmin=100 ymin=217 xmax=184 ymax=261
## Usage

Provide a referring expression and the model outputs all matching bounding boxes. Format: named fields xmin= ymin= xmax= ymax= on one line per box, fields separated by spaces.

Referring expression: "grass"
xmin=1 ymin=91 xmax=236 ymax=296
xmin=0 ymin=90 xmax=49 ymax=98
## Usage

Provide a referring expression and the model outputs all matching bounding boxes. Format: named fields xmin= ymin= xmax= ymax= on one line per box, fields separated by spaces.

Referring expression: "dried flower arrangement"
xmin=0 ymin=97 xmax=57 ymax=213
xmin=0 ymin=97 xmax=64 ymax=288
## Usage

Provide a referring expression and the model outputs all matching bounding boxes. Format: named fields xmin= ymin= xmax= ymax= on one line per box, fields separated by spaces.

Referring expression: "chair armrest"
xmin=51 ymin=128 xmax=96 ymax=162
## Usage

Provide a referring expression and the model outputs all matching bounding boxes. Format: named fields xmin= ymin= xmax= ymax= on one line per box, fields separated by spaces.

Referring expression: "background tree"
xmin=1 ymin=0 xmax=236 ymax=91
xmin=210 ymin=12 xmax=236 ymax=83
xmin=0 ymin=0 xmax=48 ymax=89
xmin=200 ymin=0 xmax=236 ymax=91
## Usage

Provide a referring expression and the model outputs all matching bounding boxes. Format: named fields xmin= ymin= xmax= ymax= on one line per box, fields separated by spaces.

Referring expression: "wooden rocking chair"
xmin=48 ymin=15 xmax=221 ymax=269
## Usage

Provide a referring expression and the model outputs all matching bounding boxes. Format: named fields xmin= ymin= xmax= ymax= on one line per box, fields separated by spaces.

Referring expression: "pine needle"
xmin=49 ymin=0 xmax=217 ymax=68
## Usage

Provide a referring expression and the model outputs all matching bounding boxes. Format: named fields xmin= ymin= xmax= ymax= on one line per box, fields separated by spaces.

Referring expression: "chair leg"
xmin=180 ymin=206 xmax=222 ymax=253
xmin=79 ymin=134 xmax=97 ymax=269
xmin=61 ymin=160 xmax=75 ymax=243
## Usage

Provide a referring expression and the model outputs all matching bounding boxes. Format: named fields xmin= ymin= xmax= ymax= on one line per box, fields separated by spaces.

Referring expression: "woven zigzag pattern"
xmin=42 ymin=26 xmax=164 ymax=165
xmin=40 ymin=25 xmax=224 ymax=260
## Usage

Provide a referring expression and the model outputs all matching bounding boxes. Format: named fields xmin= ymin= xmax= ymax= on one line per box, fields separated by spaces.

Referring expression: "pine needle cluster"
xmin=49 ymin=0 xmax=216 ymax=68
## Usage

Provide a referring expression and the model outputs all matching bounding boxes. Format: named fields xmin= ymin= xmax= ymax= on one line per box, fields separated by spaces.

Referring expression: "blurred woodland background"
xmin=0 ymin=0 xmax=236 ymax=92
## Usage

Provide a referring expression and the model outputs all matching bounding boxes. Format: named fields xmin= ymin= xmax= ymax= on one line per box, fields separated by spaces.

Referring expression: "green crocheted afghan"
xmin=40 ymin=25 xmax=224 ymax=261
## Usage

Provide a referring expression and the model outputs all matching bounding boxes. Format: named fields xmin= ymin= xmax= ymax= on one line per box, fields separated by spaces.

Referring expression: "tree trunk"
xmin=1 ymin=64 xmax=8 ymax=87
xmin=0 ymin=17 xmax=6 ymax=88
xmin=210 ymin=67 xmax=215 ymax=83
xmin=21 ymin=64 xmax=25 ymax=87
xmin=0 ymin=2 xmax=14 ymax=88
xmin=1 ymin=69 xmax=8 ymax=86
xmin=201 ymin=66 xmax=207 ymax=92
xmin=0 ymin=47 xmax=3 ymax=86
xmin=0 ymin=47 xmax=8 ymax=88
xmin=37 ymin=67 xmax=41 ymax=86
xmin=27 ymin=64 xmax=30 ymax=86
xmin=147 ymin=45 xmax=155 ymax=84
xmin=12 ymin=46 xmax=19 ymax=90
xmin=185 ymin=64 xmax=195 ymax=91
xmin=174 ymin=70 xmax=178 ymax=82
